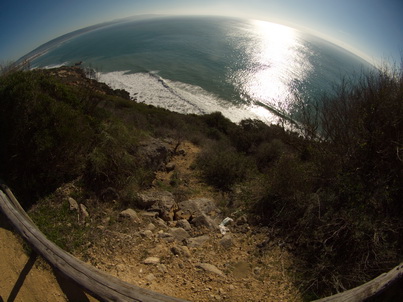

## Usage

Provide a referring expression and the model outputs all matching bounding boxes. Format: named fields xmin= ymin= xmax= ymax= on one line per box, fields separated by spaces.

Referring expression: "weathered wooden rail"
xmin=1 ymin=183 xmax=402 ymax=302
xmin=313 ymin=262 xmax=403 ymax=302
xmin=0 ymin=183 xmax=189 ymax=302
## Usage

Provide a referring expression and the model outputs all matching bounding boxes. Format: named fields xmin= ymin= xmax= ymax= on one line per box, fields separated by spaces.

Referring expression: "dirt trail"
xmin=0 ymin=141 xmax=303 ymax=301
xmin=77 ymin=141 xmax=303 ymax=301
xmin=0 ymin=215 xmax=95 ymax=302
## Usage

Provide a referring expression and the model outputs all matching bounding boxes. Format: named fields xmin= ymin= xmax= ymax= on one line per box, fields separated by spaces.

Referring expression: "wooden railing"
xmin=0 ymin=183 xmax=189 ymax=302
xmin=313 ymin=262 xmax=403 ymax=302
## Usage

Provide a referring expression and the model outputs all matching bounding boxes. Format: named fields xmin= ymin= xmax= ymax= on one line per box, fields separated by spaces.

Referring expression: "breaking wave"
xmin=98 ymin=71 xmax=280 ymax=124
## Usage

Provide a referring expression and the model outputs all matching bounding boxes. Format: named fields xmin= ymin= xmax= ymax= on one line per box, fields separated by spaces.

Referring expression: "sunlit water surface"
xmin=31 ymin=16 xmax=372 ymax=124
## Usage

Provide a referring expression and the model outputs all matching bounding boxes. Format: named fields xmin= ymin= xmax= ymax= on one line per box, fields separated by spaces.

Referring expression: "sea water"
xmin=30 ymin=16 xmax=373 ymax=124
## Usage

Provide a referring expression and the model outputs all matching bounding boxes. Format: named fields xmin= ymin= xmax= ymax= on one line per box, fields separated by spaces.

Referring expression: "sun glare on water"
xmin=232 ymin=20 xmax=313 ymax=122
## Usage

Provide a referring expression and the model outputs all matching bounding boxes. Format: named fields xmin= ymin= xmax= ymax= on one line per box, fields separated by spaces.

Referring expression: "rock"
xmin=219 ymin=234 xmax=234 ymax=249
xmin=171 ymin=245 xmax=191 ymax=258
xmin=157 ymin=264 xmax=168 ymax=274
xmin=158 ymin=232 xmax=174 ymax=243
xmin=68 ymin=197 xmax=79 ymax=211
xmin=116 ymin=264 xmax=125 ymax=272
xmin=137 ymin=190 xmax=174 ymax=208
xmin=158 ymin=232 xmax=173 ymax=238
xmin=176 ymin=219 xmax=192 ymax=231
xmin=146 ymin=223 xmax=156 ymax=231
xmin=178 ymin=198 xmax=219 ymax=218
xmin=196 ymin=263 xmax=225 ymax=277
xmin=154 ymin=217 xmax=168 ymax=230
xmin=186 ymin=235 xmax=210 ymax=248
xmin=137 ymin=138 xmax=172 ymax=171
xmin=174 ymin=209 xmax=191 ymax=221
xmin=138 ymin=190 xmax=177 ymax=221
xmin=168 ymin=227 xmax=190 ymax=242
xmin=167 ymin=220 xmax=176 ymax=227
xmin=166 ymin=162 xmax=176 ymax=172
xmin=235 ymin=215 xmax=248 ymax=225
xmin=191 ymin=214 xmax=217 ymax=229
xmin=143 ymin=257 xmax=160 ymax=265
xmin=119 ymin=209 xmax=141 ymax=224
xmin=177 ymin=198 xmax=221 ymax=229
xmin=80 ymin=204 xmax=89 ymax=218
xmin=179 ymin=246 xmax=191 ymax=257
xmin=145 ymin=273 xmax=156 ymax=282
xmin=138 ymin=211 xmax=159 ymax=218
xmin=140 ymin=230 xmax=153 ymax=239
xmin=153 ymin=204 xmax=177 ymax=222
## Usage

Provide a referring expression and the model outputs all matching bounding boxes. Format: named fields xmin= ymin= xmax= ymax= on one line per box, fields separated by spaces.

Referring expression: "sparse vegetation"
xmin=0 ymin=63 xmax=401 ymax=300
xmin=29 ymin=195 xmax=89 ymax=251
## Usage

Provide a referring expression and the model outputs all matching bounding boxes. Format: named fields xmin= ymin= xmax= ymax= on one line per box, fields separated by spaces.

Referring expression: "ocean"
xmin=30 ymin=16 xmax=373 ymax=124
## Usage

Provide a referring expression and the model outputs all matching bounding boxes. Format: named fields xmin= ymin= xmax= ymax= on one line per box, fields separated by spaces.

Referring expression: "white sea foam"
xmin=98 ymin=71 xmax=280 ymax=124
xmin=41 ymin=62 xmax=68 ymax=69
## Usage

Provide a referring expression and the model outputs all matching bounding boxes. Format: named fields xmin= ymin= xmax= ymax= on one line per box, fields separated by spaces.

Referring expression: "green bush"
xmin=196 ymin=143 xmax=253 ymax=191
xmin=0 ymin=71 xmax=96 ymax=202
xmin=202 ymin=111 xmax=232 ymax=131
xmin=255 ymin=138 xmax=287 ymax=171
xmin=83 ymin=119 xmax=152 ymax=197
xmin=255 ymin=65 xmax=403 ymax=298
xmin=252 ymin=153 xmax=317 ymax=226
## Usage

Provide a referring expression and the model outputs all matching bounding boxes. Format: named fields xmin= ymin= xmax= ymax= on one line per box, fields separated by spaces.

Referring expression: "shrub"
xmin=83 ymin=120 xmax=149 ymax=196
xmin=201 ymin=111 xmax=233 ymax=135
xmin=255 ymin=138 xmax=287 ymax=171
xmin=252 ymin=153 xmax=317 ymax=226
xmin=196 ymin=143 xmax=253 ymax=191
xmin=261 ymin=64 xmax=403 ymax=298
xmin=0 ymin=71 xmax=96 ymax=202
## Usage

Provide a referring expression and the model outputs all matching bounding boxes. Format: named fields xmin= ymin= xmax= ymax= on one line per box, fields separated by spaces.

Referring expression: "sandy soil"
xmin=0 ymin=215 xmax=97 ymax=302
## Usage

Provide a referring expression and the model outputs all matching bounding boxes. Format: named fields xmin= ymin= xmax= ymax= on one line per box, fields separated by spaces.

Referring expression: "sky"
xmin=0 ymin=0 xmax=402 ymax=66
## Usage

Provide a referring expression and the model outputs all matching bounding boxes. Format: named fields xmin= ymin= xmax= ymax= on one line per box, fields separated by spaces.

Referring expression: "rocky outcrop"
xmin=119 ymin=208 xmax=142 ymax=224
xmin=137 ymin=138 xmax=174 ymax=171
xmin=48 ymin=67 xmax=131 ymax=100
xmin=177 ymin=198 xmax=219 ymax=218
xmin=137 ymin=190 xmax=177 ymax=221
xmin=137 ymin=191 xmax=222 ymax=231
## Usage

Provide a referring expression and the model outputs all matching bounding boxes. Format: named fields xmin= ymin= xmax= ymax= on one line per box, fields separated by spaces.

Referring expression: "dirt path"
xmin=1 ymin=141 xmax=303 ymax=301
xmin=77 ymin=141 xmax=303 ymax=301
